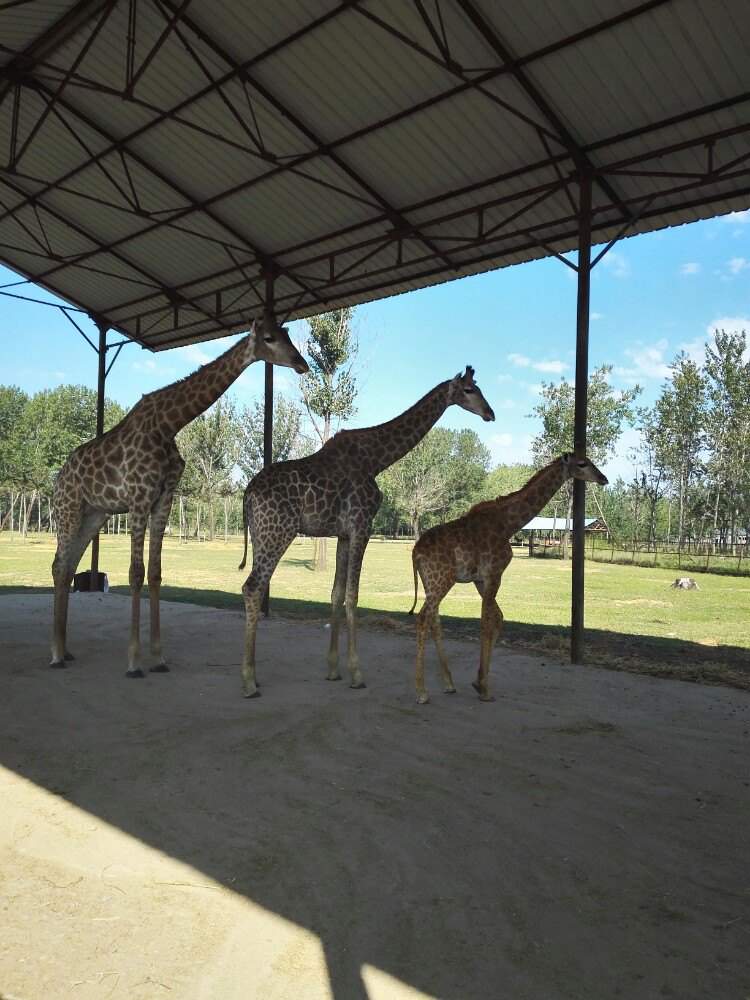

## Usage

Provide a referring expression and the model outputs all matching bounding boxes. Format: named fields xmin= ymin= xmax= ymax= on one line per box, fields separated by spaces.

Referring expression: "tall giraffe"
xmin=51 ymin=314 xmax=308 ymax=676
xmin=409 ymin=452 xmax=608 ymax=703
xmin=238 ymin=367 xmax=495 ymax=697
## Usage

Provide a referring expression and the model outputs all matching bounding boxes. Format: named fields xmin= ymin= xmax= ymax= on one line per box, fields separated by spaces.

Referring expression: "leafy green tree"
xmin=378 ymin=428 xmax=489 ymax=539
xmin=478 ymin=463 xmax=536 ymax=503
xmin=299 ymin=308 xmax=359 ymax=568
xmin=703 ymin=329 xmax=750 ymax=549
xmin=651 ymin=354 xmax=707 ymax=551
xmin=178 ymin=398 xmax=238 ymax=539
xmin=531 ymin=365 xmax=639 ymax=552
xmin=236 ymin=393 xmax=314 ymax=481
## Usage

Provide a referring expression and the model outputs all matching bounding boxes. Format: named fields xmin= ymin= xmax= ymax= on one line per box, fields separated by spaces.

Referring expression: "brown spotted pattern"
xmin=50 ymin=316 xmax=308 ymax=676
xmin=409 ymin=453 xmax=608 ymax=703
xmin=238 ymin=367 xmax=495 ymax=697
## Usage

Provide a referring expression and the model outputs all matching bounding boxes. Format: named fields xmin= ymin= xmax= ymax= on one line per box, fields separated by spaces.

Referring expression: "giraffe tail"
xmin=238 ymin=491 xmax=250 ymax=571
xmin=408 ymin=547 xmax=419 ymax=615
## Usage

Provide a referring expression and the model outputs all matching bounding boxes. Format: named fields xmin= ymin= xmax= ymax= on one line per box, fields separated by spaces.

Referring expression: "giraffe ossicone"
xmin=238 ymin=366 xmax=495 ymax=698
xmin=50 ymin=315 xmax=308 ymax=676
xmin=410 ymin=453 xmax=608 ymax=704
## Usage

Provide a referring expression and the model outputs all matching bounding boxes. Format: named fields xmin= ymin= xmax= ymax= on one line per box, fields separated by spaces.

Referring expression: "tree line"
xmin=1 ymin=326 xmax=747 ymax=566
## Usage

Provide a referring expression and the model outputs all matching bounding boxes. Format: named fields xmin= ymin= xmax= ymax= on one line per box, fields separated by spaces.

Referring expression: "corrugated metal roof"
xmin=1 ymin=0 xmax=749 ymax=351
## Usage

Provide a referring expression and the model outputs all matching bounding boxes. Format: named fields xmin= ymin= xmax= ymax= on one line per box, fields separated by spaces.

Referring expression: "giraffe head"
xmin=561 ymin=452 xmax=608 ymax=485
xmin=253 ymin=312 xmax=309 ymax=374
xmin=449 ymin=366 xmax=495 ymax=422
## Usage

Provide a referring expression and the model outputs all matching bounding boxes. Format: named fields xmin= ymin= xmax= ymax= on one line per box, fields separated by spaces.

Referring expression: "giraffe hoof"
xmin=417 ymin=695 xmax=430 ymax=705
xmin=325 ymin=674 xmax=342 ymax=681
xmin=50 ymin=660 xmax=67 ymax=669
xmin=478 ymin=693 xmax=496 ymax=702
xmin=349 ymin=681 xmax=367 ymax=690
xmin=243 ymin=688 xmax=261 ymax=699
xmin=444 ymin=687 xmax=457 ymax=695
xmin=125 ymin=668 xmax=145 ymax=679
xmin=149 ymin=663 xmax=169 ymax=673
xmin=64 ymin=651 xmax=75 ymax=661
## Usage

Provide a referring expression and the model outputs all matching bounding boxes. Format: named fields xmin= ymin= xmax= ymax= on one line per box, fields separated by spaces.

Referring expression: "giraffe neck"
xmin=152 ymin=333 xmax=255 ymax=436
xmin=494 ymin=460 xmax=570 ymax=534
xmin=334 ymin=381 xmax=453 ymax=475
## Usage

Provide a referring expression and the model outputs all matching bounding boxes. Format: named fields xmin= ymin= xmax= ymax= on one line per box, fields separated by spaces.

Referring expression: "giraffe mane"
xmin=466 ymin=459 xmax=561 ymax=515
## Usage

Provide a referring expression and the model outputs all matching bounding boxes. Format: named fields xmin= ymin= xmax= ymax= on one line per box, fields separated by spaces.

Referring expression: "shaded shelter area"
xmin=2 ymin=6 xmax=750 ymax=994
xmin=1 ymin=0 xmax=750 ymax=656
xmin=1 ymin=593 xmax=749 ymax=999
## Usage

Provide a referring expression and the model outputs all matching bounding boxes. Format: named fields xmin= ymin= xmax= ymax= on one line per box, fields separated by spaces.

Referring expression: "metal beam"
xmin=454 ymin=0 xmax=630 ymax=221
xmin=89 ymin=316 xmax=108 ymax=590
xmin=571 ymin=171 xmax=592 ymax=664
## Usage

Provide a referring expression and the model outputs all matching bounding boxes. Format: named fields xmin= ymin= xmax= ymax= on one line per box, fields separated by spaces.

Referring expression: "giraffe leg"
xmin=147 ymin=489 xmax=175 ymax=672
xmin=126 ymin=508 xmax=149 ymax=678
xmin=431 ymin=614 xmax=456 ymax=694
xmin=51 ymin=506 xmax=107 ymax=667
xmin=241 ymin=535 xmax=293 ymax=697
xmin=472 ymin=578 xmax=502 ymax=702
xmin=326 ymin=537 xmax=349 ymax=680
xmin=413 ymin=569 xmax=453 ymax=703
xmin=343 ymin=532 xmax=370 ymax=689
xmin=414 ymin=598 xmax=437 ymax=704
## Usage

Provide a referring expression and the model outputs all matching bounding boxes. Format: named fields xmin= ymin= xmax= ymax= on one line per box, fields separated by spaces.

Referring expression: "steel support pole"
xmin=260 ymin=274 xmax=275 ymax=616
xmin=89 ymin=319 xmax=108 ymax=588
xmin=571 ymin=170 xmax=592 ymax=663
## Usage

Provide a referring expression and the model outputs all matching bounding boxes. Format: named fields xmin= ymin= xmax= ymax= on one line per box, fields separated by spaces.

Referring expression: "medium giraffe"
xmin=238 ymin=367 xmax=495 ymax=697
xmin=409 ymin=452 xmax=608 ymax=703
xmin=51 ymin=314 xmax=308 ymax=676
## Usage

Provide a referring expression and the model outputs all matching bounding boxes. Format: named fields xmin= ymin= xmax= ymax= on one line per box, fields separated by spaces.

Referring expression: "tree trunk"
xmin=412 ymin=512 xmax=421 ymax=542
xmin=223 ymin=497 xmax=229 ymax=543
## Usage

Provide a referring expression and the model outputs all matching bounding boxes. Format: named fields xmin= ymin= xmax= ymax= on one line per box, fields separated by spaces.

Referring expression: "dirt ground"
xmin=1 ymin=593 xmax=748 ymax=1000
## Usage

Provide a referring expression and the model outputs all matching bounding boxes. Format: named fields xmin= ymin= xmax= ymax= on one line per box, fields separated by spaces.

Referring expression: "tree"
xmin=531 ymin=365 xmax=640 ymax=553
xmin=0 ymin=385 xmax=29 ymax=533
xmin=377 ymin=428 xmax=490 ymax=539
xmin=178 ymin=398 xmax=238 ymax=540
xmin=235 ymin=393 xmax=314 ymax=481
xmin=651 ymin=354 xmax=707 ymax=552
xmin=379 ymin=430 xmax=453 ymax=539
xmin=703 ymin=329 xmax=750 ymax=551
xmin=299 ymin=308 xmax=360 ymax=569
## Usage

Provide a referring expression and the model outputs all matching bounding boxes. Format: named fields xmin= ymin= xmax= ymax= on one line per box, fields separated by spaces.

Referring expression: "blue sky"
xmin=1 ymin=208 xmax=748 ymax=482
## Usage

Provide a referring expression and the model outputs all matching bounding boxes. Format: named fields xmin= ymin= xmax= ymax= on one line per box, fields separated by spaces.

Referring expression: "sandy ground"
xmin=0 ymin=592 xmax=748 ymax=1000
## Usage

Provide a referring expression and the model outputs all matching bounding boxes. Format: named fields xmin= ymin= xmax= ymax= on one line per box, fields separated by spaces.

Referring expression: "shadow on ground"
xmin=4 ymin=583 xmax=746 ymax=689
xmin=1 ymin=592 xmax=749 ymax=998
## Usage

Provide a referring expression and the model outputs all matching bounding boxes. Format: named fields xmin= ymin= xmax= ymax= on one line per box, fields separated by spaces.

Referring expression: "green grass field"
xmin=2 ymin=533 xmax=749 ymax=686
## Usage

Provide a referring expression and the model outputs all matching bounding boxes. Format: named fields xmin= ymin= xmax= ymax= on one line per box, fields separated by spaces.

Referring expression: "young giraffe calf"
xmin=409 ymin=453 xmax=608 ymax=703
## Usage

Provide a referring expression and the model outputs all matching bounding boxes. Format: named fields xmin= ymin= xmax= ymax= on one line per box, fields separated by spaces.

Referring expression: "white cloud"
xmin=507 ymin=352 xmax=530 ymax=367
xmin=591 ymin=312 xmax=603 ymax=320
xmin=703 ymin=317 xmax=750 ymax=361
xmin=182 ymin=344 xmax=214 ymax=366
xmin=495 ymin=398 xmax=516 ymax=410
xmin=507 ymin=353 xmax=568 ymax=374
xmin=615 ymin=339 xmax=671 ymax=380
xmin=496 ymin=373 xmax=512 ymax=383
xmin=600 ymin=251 xmax=630 ymax=277
xmin=680 ymin=262 xmax=701 ymax=275
xmin=727 ymin=257 xmax=749 ymax=275
xmin=488 ymin=432 xmax=534 ymax=465
xmin=52 ymin=371 xmax=66 ymax=381
xmin=132 ymin=357 xmax=174 ymax=378
xmin=533 ymin=359 xmax=568 ymax=374
xmin=678 ymin=337 xmax=706 ymax=364
xmin=724 ymin=209 xmax=750 ymax=225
